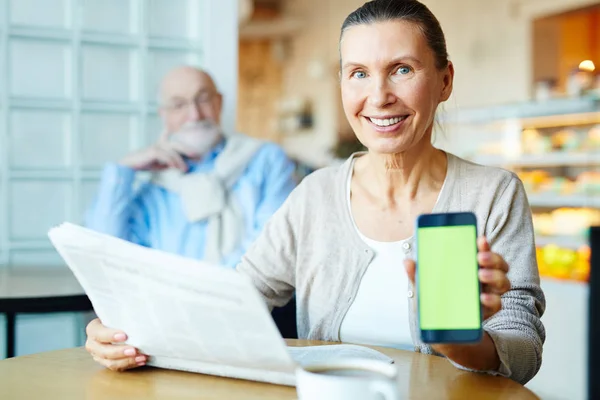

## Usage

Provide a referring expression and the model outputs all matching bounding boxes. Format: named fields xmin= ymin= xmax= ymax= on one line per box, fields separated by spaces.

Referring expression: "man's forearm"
xmin=86 ymin=163 xmax=137 ymax=239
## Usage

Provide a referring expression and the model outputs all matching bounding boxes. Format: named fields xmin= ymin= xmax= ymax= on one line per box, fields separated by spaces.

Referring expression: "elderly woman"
xmin=85 ymin=0 xmax=545 ymax=385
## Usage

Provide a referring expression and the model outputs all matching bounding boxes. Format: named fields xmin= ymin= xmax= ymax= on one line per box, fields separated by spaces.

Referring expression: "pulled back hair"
xmin=340 ymin=0 xmax=449 ymax=70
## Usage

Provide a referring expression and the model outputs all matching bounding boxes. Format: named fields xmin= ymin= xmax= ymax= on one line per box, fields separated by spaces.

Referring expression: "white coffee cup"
xmin=296 ymin=358 xmax=401 ymax=400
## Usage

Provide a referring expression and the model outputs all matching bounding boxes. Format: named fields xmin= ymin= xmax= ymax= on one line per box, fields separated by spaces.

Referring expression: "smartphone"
xmin=415 ymin=212 xmax=482 ymax=344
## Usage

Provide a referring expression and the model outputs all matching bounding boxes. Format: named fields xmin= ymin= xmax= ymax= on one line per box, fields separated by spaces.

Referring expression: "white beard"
xmin=169 ymin=120 xmax=223 ymax=156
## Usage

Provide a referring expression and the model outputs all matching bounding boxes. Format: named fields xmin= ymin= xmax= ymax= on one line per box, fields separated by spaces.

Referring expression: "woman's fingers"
xmin=86 ymin=318 xmax=127 ymax=344
xmin=481 ymin=293 xmax=502 ymax=320
xmin=84 ymin=318 xmax=146 ymax=372
xmin=93 ymin=354 xmax=147 ymax=372
xmin=478 ymin=269 xmax=511 ymax=294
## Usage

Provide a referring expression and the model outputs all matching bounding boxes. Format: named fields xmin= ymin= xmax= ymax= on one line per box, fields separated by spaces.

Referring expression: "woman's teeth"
xmin=368 ymin=116 xmax=405 ymax=126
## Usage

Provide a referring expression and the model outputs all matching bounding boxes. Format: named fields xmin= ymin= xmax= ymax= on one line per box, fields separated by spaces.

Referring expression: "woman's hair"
xmin=340 ymin=0 xmax=449 ymax=70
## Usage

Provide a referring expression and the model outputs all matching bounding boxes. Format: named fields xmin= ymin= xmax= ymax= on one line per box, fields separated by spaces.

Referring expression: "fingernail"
xmin=113 ymin=333 xmax=127 ymax=342
xmin=479 ymin=269 xmax=492 ymax=278
xmin=137 ymin=362 xmax=146 ymax=367
xmin=124 ymin=348 xmax=136 ymax=356
xmin=135 ymin=356 xmax=146 ymax=363
xmin=480 ymin=253 xmax=491 ymax=262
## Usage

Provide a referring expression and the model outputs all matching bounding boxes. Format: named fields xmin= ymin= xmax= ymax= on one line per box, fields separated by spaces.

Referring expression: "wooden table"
xmin=0 ymin=267 xmax=93 ymax=357
xmin=0 ymin=339 xmax=539 ymax=399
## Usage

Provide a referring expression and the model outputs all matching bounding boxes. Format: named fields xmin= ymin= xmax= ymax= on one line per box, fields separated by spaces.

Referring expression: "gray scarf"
xmin=151 ymin=134 xmax=263 ymax=264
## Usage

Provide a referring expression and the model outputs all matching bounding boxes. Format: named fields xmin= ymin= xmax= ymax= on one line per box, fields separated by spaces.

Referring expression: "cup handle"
xmin=370 ymin=379 xmax=400 ymax=400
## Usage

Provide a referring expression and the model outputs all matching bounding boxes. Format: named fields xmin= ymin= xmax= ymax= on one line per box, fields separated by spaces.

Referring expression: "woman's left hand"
xmin=404 ymin=236 xmax=508 ymax=370
xmin=404 ymin=236 xmax=510 ymax=321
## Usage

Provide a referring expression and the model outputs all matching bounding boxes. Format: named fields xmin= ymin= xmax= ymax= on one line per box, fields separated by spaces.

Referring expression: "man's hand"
xmin=119 ymin=130 xmax=198 ymax=172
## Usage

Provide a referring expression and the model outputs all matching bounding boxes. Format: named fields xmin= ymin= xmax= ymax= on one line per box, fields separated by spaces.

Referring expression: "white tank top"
xmin=339 ymin=160 xmax=414 ymax=350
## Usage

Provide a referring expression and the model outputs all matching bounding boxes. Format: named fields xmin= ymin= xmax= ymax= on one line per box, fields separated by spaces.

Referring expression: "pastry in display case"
xmin=536 ymin=244 xmax=590 ymax=282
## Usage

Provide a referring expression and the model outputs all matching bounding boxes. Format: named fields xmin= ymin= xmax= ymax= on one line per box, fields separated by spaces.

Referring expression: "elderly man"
xmin=85 ymin=66 xmax=297 ymax=268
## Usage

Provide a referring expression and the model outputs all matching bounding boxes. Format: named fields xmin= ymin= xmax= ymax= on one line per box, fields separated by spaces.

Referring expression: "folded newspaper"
xmin=48 ymin=223 xmax=394 ymax=386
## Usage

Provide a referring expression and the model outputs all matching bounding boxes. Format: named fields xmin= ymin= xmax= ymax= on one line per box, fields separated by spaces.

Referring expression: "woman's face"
xmin=340 ymin=20 xmax=453 ymax=155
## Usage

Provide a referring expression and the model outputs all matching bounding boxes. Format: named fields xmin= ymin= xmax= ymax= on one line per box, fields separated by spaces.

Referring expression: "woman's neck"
xmin=356 ymin=140 xmax=447 ymax=209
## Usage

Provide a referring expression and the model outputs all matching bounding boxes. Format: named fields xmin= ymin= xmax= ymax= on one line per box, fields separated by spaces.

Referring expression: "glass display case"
xmin=440 ymin=95 xmax=600 ymax=282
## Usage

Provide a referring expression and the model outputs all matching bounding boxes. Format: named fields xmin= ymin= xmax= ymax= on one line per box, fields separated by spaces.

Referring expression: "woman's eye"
xmin=352 ymin=71 xmax=367 ymax=79
xmin=396 ymin=66 xmax=412 ymax=75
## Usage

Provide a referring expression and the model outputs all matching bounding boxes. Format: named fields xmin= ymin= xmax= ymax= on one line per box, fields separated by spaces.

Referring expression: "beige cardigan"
xmin=236 ymin=152 xmax=546 ymax=385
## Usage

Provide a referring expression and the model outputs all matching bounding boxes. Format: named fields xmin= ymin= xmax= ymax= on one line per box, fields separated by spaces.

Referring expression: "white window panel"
xmin=16 ymin=314 xmax=80 ymax=356
xmin=9 ymin=249 xmax=66 ymax=268
xmin=9 ymin=0 xmax=71 ymax=29
xmin=147 ymin=49 xmax=202 ymax=102
xmin=10 ymin=110 xmax=71 ymax=169
xmin=81 ymin=45 xmax=139 ymax=102
xmin=80 ymin=112 xmax=137 ymax=168
xmin=148 ymin=0 xmax=202 ymax=39
xmin=80 ymin=0 xmax=138 ymax=35
xmin=10 ymin=181 xmax=72 ymax=240
xmin=10 ymin=40 xmax=72 ymax=99
xmin=145 ymin=113 xmax=163 ymax=145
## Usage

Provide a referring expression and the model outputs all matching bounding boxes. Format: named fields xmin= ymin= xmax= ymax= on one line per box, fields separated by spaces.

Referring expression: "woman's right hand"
xmin=85 ymin=318 xmax=147 ymax=371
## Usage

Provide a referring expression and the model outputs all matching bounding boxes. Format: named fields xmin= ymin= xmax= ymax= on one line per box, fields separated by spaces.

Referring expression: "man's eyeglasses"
xmin=162 ymin=92 xmax=215 ymax=112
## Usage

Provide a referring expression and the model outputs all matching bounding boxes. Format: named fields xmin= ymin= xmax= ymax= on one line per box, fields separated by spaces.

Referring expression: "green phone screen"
xmin=417 ymin=225 xmax=480 ymax=330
